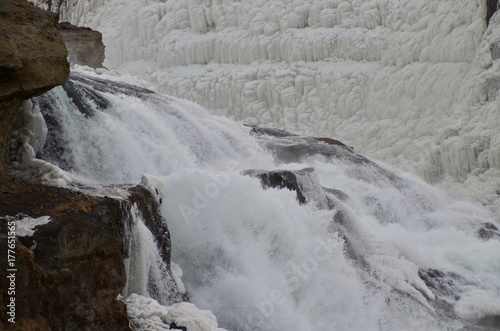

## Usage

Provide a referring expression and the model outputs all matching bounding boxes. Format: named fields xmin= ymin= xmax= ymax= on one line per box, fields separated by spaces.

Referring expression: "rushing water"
xmin=13 ymin=71 xmax=500 ymax=330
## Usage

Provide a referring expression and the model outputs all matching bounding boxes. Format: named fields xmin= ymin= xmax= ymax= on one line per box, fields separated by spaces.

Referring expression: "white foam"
xmin=454 ymin=289 xmax=500 ymax=320
xmin=141 ymin=174 xmax=167 ymax=205
xmin=171 ymin=262 xmax=186 ymax=295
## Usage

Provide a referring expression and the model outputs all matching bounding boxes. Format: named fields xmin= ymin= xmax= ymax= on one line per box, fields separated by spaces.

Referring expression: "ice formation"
xmin=58 ymin=0 xmax=500 ymax=217
xmin=124 ymin=293 xmax=226 ymax=331
xmin=10 ymin=101 xmax=73 ymax=187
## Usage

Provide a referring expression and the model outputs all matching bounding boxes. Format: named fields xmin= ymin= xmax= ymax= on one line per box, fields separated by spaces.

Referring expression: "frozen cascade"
xmin=58 ymin=0 xmax=500 ymax=216
xmin=25 ymin=69 xmax=500 ymax=330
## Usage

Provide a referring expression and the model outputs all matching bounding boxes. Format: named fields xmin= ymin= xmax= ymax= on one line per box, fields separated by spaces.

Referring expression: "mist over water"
xmin=22 ymin=71 xmax=500 ymax=330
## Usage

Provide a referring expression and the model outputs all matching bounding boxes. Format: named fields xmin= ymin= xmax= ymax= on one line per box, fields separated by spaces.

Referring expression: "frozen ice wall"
xmin=60 ymin=0 xmax=500 ymax=215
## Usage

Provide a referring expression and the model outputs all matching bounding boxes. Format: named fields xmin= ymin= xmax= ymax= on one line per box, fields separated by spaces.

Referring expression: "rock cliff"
xmin=0 ymin=1 xmax=156 ymax=330
xmin=0 ymin=184 xmax=132 ymax=330
xmin=59 ymin=22 xmax=105 ymax=68
xmin=0 ymin=0 xmax=69 ymax=175
xmin=0 ymin=182 xmax=179 ymax=330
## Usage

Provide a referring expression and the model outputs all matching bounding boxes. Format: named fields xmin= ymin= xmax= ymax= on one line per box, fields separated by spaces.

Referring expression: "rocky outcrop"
xmin=0 ymin=183 xmax=132 ymax=330
xmin=0 ymin=183 xmax=179 ymax=330
xmin=0 ymin=6 xmax=171 ymax=325
xmin=0 ymin=0 xmax=69 ymax=174
xmin=242 ymin=167 xmax=319 ymax=205
xmin=419 ymin=268 xmax=500 ymax=329
xmin=249 ymin=125 xmax=402 ymax=185
xmin=59 ymin=22 xmax=105 ymax=68
xmin=313 ymin=137 xmax=351 ymax=149
xmin=127 ymin=185 xmax=172 ymax=266
xmin=476 ymin=222 xmax=500 ymax=240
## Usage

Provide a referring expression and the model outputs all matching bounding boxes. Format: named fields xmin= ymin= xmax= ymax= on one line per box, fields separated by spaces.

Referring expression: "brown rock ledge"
xmin=0 ymin=182 xmax=132 ymax=330
xmin=0 ymin=0 xmax=69 ymax=174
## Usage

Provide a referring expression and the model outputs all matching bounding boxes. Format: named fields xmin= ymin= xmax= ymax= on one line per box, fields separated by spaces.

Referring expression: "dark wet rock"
xmin=476 ymin=222 xmax=500 ymax=241
xmin=246 ymin=124 xmax=298 ymax=137
xmin=170 ymin=323 xmax=188 ymax=331
xmin=419 ymin=269 xmax=461 ymax=300
xmin=417 ymin=268 xmax=478 ymax=325
xmin=126 ymin=185 xmax=187 ymax=304
xmin=314 ymin=137 xmax=352 ymax=150
xmin=33 ymin=92 xmax=72 ymax=170
xmin=0 ymin=183 xmax=132 ymax=330
xmin=61 ymin=77 xmax=110 ymax=116
xmin=250 ymin=125 xmax=381 ymax=170
xmin=487 ymin=0 xmax=499 ymax=26
xmin=242 ymin=167 xmax=326 ymax=206
xmin=242 ymin=167 xmax=312 ymax=204
xmin=35 ymin=72 xmax=160 ymax=169
xmin=474 ymin=315 xmax=500 ymax=330
xmin=485 ymin=75 xmax=500 ymax=100
xmin=59 ymin=22 xmax=105 ymax=68
xmin=70 ymin=72 xmax=155 ymax=99
xmin=0 ymin=181 xmax=183 ymax=329
xmin=53 ymin=71 xmax=154 ymax=118
xmin=249 ymin=126 xmax=413 ymax=205
xmin=128 ymin=185 xmax=171 ymax=264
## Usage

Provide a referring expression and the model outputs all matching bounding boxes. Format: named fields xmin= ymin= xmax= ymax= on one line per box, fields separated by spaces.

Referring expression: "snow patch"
xmin=16 ymin=216 xmax=51 ymax=237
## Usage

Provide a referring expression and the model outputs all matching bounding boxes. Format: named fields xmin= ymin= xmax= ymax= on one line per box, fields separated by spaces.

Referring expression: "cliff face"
xmin=0 ymin=2 xmax=149 ymax=330
xmin=0 ymin=184 xmax=132 ymax=330
xmin=0 ymin=0 xmax=69 ymax=175
xmin=0 ymin=182 xmax=180 ymax=330
xmin=59 ymin=22 xmax=105 ymax=68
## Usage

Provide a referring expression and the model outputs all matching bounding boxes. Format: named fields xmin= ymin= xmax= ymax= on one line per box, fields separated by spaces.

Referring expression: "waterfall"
xmin=17 ymin=70 xmax=500 ymax=330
